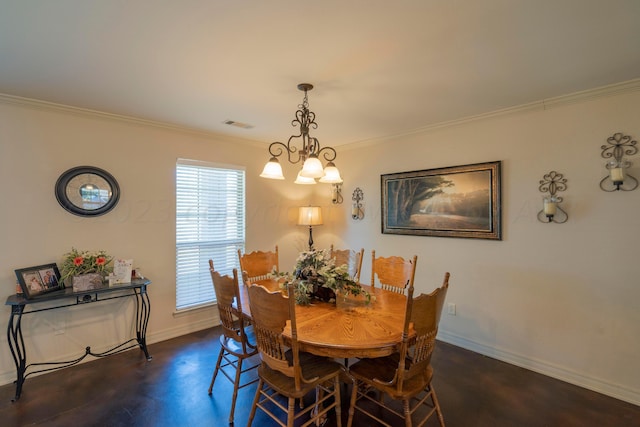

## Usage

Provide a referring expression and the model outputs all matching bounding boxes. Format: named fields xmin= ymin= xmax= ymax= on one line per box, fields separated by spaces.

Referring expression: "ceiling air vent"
xmin=223 ymin=120 xmax=254 ymax=129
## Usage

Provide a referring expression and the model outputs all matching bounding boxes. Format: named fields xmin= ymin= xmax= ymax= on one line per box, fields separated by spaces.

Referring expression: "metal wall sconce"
xmin=331 ymin=183 xmax=343 ymax=204
xmin=351 ymin=187 xmax=364 ymax=220
xmin=537 ymin=171 xmax=568 ymax=223
xmin=600 ymin=132 xmax=638 ymax=192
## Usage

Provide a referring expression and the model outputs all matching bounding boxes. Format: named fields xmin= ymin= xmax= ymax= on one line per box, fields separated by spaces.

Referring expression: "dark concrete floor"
xmin=0 ymin=327 xmax=638 ymax=426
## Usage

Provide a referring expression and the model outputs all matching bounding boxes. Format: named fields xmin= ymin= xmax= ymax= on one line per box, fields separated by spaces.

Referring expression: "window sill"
xmin=172 ymin=301 xmax=216 ymax=318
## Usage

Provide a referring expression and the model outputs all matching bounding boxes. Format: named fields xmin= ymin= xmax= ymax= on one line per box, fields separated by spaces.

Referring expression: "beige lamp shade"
xmin=297 ymin=206 xmax=323 ymax=226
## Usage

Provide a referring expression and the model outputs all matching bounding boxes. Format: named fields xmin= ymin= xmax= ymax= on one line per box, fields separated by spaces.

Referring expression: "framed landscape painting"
xmin=381 ymin=161 xmax=502 ymax=240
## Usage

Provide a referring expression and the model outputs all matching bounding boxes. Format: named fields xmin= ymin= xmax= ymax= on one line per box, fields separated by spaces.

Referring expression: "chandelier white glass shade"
xmin=259 ymin=156 xmax=285 ymax=179
xmin=261 ymin=83 xmax=343 ymax=184
xmin=299 ymin=154 xmax=324 ymax=178
xmin=294 ymin=170 xmax=317 ymax=184
xmin=318 ymin=161 xmax=343 ymax=183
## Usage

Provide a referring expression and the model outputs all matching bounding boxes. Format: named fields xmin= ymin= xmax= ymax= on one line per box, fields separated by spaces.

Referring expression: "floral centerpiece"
xmin=272 ymin=249 xmax=372 ymax=306
xmin=60 ymin=248 xmax=113 ymax=287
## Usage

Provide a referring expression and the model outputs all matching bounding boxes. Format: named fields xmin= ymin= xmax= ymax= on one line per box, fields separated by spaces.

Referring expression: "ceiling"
xmin=1 ymin=1 xmax=639 ymax=146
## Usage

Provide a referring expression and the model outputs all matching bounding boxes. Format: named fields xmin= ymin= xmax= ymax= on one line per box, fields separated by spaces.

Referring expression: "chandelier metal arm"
xmin=316 ymin=145 xmax=337 ymax=162
xmin=267 ymin=138 xmax=336 ymax=164
xmin=267 ymin=139 xmax=304 ymax=164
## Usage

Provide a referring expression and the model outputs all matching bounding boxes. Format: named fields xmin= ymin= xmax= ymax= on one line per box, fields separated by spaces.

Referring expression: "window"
xmin=176 ymin=159 xmax=245 ymax=310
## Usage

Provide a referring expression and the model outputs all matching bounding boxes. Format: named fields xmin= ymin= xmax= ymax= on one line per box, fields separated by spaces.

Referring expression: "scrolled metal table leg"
xmin=135 ymin=285 xmax=152 ymax=361
xmin=7 ymin=305 xmax=26 ymax=401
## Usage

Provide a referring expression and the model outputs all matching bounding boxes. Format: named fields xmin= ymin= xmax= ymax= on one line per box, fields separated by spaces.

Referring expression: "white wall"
xmin=322 ymin=86 xmax=640 ymax=405
xmin=0 ymin=97 xmax=314 ymax=387
xmin=1 ymin=83 xmax=639 ymax=406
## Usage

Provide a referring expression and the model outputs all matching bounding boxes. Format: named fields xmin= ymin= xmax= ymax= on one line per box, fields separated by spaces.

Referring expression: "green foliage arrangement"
xmin=60 ymin=248 xmax=113 ymax=285
xmin=272 ymin=249 xmax=371 ymax=305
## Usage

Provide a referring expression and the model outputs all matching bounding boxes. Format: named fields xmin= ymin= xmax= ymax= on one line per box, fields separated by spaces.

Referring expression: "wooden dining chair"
xmin=330 ymin=245 xmax=364 ymax=282
xmin=347 ymin=272 xmax=450 ymax=427
xmin=246 ymin=283 xmax=345 ymax=427
xmin=238 ymin=245 xmax=279 ymax=285
xmin=207 ymin=260 xmax=260 ymax=424
xmin=370 ymin=250 xmax=417 ymax=294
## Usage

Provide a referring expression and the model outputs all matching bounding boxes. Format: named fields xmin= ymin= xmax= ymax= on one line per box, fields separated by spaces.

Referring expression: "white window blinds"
xmin=176 ymin=160 xmax=245 ymax=310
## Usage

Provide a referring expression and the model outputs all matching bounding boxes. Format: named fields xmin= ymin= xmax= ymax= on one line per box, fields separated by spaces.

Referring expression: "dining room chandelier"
xmin=260 ymin=83 xmax=343 ymax=184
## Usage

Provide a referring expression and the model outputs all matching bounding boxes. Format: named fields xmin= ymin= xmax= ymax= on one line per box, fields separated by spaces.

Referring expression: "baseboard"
xmin=437 ymin=330 xmax=640 ymax=406
xmin=145 ymin=317 xmax=215 ymax=346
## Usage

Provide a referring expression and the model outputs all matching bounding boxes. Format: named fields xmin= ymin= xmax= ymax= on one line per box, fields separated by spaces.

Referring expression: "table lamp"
xmin=297 ymin=206 xmax=323 ymax=250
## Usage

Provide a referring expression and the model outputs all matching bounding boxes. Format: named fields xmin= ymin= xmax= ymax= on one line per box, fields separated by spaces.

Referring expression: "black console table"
xmin=5 ymin=278 xmax=151 ymax=401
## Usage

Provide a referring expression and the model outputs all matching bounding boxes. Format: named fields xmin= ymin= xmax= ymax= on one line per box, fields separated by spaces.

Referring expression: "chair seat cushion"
xmin=348 ymin=356 xmax=433 ymax=399
xmin=259 ymin=352 xmax=344 ymax=398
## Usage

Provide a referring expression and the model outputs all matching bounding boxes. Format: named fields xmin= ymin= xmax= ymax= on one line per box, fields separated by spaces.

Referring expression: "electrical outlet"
xmin=447 ymin=303 xmax=456 ymax=315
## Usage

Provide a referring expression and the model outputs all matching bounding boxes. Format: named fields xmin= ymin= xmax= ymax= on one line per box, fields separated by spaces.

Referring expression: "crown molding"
xmin=341 ymin=78 xmax=640 ymax=151
xmin=541 ymin=78 xmax=640 ymax=109
xmin=0 ymin=92 xmax=266 ymax=147
xmin=2 ymin=77 xmax=639 ymax=151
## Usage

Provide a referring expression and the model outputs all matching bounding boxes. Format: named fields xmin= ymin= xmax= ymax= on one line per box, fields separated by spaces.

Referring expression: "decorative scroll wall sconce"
xmin=600 ymin=132 xmax=638 ymax=192
xmin=537 ymin=171 xmax=568 ymax=223
xmin=331 ymin=183 xmax=343 ymax=204
xmin=351 ymin=187 xmax=364 ymax=220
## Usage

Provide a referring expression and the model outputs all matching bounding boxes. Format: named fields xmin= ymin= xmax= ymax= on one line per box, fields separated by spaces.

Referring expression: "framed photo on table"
xmin=15 ymin=263 xmax=63 ymax=299
xmin=381 ymin=161 xmax=502 ymax=240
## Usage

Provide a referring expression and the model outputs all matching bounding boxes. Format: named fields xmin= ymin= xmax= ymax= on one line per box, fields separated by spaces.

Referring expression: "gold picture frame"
xmin=381 ymin=161 xmax=502 ymax=240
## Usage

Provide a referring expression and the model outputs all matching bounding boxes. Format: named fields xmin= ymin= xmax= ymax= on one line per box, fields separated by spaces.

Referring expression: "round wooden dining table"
xmin=238 ymin=279 xmax=409 ymax=359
